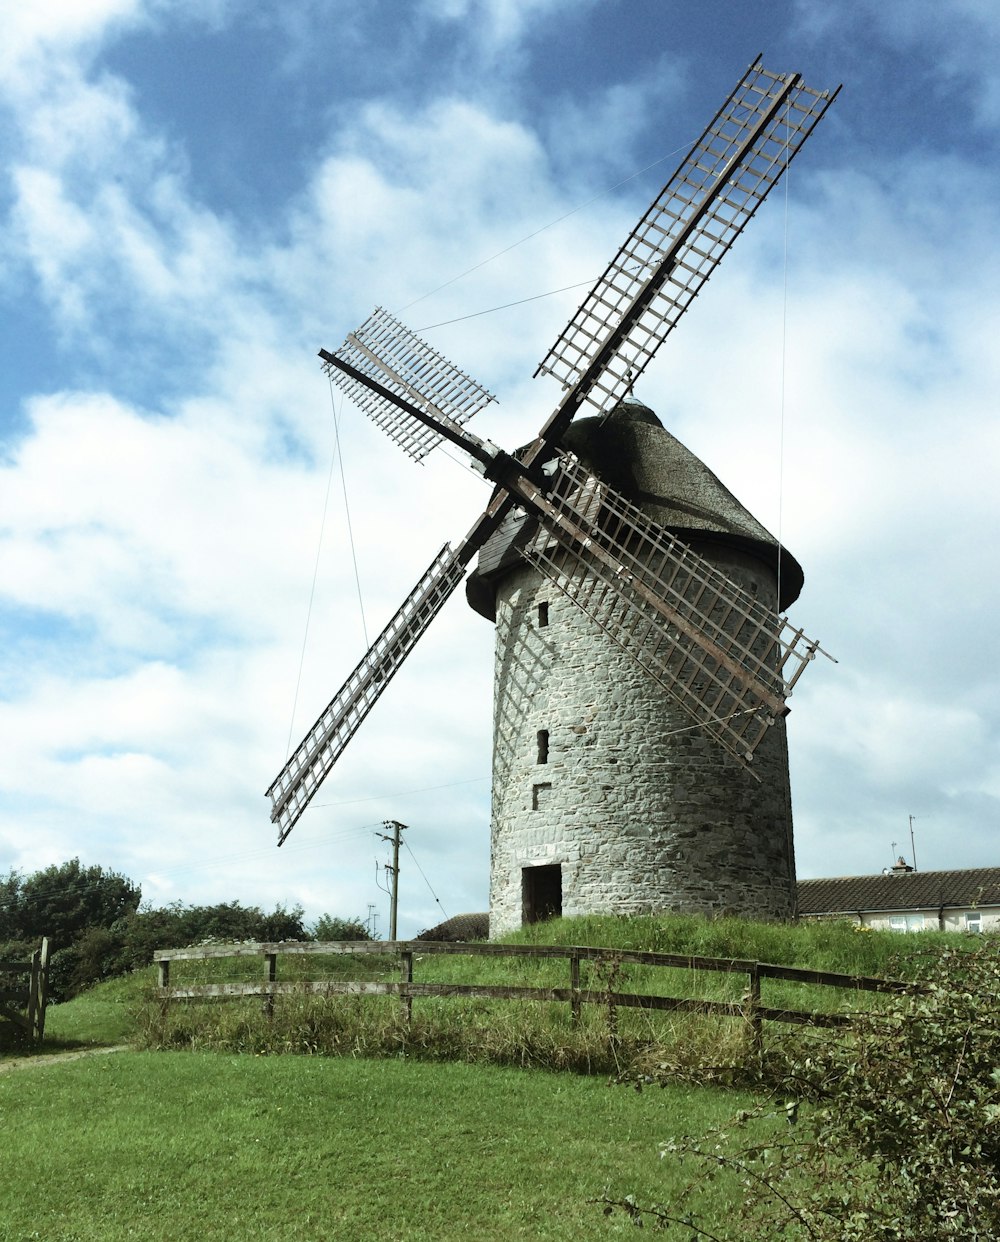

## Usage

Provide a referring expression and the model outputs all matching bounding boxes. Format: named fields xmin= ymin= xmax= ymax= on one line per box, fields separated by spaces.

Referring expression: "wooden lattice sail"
xmin=269 ymin=57 xmax=839 ymax=843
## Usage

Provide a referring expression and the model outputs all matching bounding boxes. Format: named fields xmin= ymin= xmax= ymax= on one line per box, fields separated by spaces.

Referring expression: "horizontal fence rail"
xmin=0 ymin=938 xmax=51 ymax=1043
xmin=154 ymin=940 xmax=917 ymax=1038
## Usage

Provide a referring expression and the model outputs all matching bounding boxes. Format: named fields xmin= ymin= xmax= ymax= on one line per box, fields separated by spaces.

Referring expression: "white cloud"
xmin=793 ymin=0 xmax=1000 ymax=126
xmin=0 ymin=0 xmax=142 ymax=84
xmin=421 ymin=0 xmax=597 ymax=47
xmin=539 ymin=51 xmax=688 ymax=185
xmin=1 ymin=391 xmax=312 ymax=641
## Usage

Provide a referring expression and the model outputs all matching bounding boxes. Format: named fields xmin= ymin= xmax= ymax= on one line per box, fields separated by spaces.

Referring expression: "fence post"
xmin=399 ymin=951 xmax=413 ymax=1030
xmin=600 ymin=953 xmax=621 ymax=1053
xmin=569 ymin=950 xmax=581 ymax=1024
xmin=158 ymin=957 xmax=170 ymax=990
xmin=26 ymin=947 xmax=40 ymax=1043
xmin=263 ymin=951 xmax=277 ymax=1019
xmin=745 ymin=962 xmax=763 ymax=1057
xmin=35 ymin=939 xmax=50 ymax=1042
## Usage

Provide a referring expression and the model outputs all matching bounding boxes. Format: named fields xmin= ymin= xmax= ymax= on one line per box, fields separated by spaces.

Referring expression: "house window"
xmin=537 ymin=601 xmax=549 ymax=628
xmin=536 ymin=729 xmax=549 ymax=765
xmin=966 ymin=912 xmax=983 ymax=934
xmin=888 ymin=915 xmax=907 ymax=933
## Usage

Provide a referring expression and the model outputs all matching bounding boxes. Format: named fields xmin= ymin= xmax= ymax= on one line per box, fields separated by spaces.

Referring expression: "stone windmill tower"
xmin=466 ymin=398 xmax=805 ymax=934
xmin=266 ymin=60 xmax=838 ymax=935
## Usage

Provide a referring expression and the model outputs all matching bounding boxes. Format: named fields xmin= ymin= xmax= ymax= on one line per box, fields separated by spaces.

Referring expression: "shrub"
xmin=612 ymin=939 xmax=1000 ymax=1239
xmin=311 ymin=914 xmax=372 ymax=941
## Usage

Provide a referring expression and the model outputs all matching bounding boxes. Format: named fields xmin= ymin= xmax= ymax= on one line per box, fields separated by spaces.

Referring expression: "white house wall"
xmin=802 ymin=908 xmax=1000 ymax=933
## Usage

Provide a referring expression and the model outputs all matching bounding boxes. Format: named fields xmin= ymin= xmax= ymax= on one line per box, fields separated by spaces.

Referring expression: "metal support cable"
xmin=403 ymin=838 xmax=448 ymax=923
xmin=332 ymin=382 xmax=370 ymax=650
xmin=776 ymin=101 xmax=791 ymax=611
xmin=284 ymin=381 xmax=369 ymax=763
xmin=395 ymin=144 xmax=693 ymax=318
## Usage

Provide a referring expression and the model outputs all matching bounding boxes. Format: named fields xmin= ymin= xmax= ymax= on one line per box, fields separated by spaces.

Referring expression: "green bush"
xmin=617 ymin=938 xmax=1000 ymax=1239
xmin=311 ymin=913 xmax=372 ymax=941
xmin=47 ymin=926 xmax=130 ymax=1001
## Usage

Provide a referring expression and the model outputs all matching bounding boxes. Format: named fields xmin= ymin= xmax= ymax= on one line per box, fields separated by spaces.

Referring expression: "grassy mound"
xmin=0 ymin=970 xmax=146 ymax=1058
xmin=502 ymin=910 xmax=964 ymax=973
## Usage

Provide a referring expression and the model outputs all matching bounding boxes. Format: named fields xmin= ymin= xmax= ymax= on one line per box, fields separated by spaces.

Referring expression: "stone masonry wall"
xmin=489 ymin=546 xmax=797 ymax=937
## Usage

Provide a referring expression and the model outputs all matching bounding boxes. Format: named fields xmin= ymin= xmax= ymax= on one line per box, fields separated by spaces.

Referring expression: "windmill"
xmin=267 ymin=58 xmax=839 ymax=927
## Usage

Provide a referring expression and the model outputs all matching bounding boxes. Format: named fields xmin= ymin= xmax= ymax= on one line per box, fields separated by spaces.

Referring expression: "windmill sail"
xmin=269 ymin=57 xmax=838 ymax=845
xmin=324 ymin=307 xmax=496 ymax=462
xmin=535 ymin=59 xmax=839 ymax=423
xmin=519 ymin=454 xmax=819 ymax=768
xmin=267 ymin=544 xmax=467 ymax=843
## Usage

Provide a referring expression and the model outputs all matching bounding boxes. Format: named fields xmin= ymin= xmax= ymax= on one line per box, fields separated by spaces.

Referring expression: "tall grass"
xmin=505 ymin=911 xmax=964 ymax=975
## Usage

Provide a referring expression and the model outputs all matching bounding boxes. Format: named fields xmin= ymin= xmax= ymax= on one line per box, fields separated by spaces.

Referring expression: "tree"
xmin=0 ymin=871 xmax=23 ymax=942
xmin=258 ymin=903 xmax=307 ymax=942
xmin=117 ymin=900 xmax=307 ymax=963
xmin=7 ymin=859 xmax=140 ymax=949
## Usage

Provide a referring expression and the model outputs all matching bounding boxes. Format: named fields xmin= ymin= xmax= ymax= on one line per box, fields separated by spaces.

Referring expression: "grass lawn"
xmin=0 ymin=1050 xmax=761 ymax=1241
xmin=39 ymin=973 xmax=140 ymax=1049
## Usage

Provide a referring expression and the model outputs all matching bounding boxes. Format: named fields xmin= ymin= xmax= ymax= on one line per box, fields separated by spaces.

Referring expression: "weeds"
xmin=137 ymin=981 xmax=763 ymax=1077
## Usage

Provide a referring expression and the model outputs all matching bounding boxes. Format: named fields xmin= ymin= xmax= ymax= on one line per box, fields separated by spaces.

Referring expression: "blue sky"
xmin=1 ymin=1 xmax=998 ymax=935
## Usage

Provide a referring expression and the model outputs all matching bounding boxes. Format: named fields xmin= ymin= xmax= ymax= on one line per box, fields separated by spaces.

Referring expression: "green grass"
xmin=41 ymin=971 xmax=143 ymax=1048
xmin=503 ymin=911 xmax=968 ymax=975
xmin=0 ymin=1050 xmax=764 ymax=1241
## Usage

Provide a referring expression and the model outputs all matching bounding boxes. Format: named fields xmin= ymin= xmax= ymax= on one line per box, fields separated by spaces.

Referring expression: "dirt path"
xmin=0 ymin=1044 xmax=129 ymax=1073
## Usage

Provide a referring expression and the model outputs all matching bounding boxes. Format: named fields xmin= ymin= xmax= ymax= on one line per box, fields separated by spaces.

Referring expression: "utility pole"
xmin=377 ymin=820 xmax=406 ymax=940
xmin=909 ymin=815 xmax=918 ymax=872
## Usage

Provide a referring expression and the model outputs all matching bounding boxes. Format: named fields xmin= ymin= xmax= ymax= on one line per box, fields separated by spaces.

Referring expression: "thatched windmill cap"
xmin=467 ymin=398 xmax=803 ymax=620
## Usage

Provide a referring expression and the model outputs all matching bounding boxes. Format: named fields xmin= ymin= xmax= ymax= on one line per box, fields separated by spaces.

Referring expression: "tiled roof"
xmin=415 ymin=912 xmax=489 ymax=942
xmin=797 ymin=867 xmax=1000 ymax=915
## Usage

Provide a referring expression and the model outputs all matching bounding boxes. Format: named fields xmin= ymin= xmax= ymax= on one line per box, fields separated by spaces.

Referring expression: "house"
xmin=797 ymin=859 xmax=1000 ymax=933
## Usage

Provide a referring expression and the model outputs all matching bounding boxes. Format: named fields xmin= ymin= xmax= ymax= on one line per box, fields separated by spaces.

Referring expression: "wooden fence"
xmin=154 ymin=940 xmax=915 ymax=1039
xmin=0 ymin=939 xmax=51 ymax=1043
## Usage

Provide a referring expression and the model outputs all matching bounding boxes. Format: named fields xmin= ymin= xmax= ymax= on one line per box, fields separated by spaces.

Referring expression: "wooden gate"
xmin=0 ymin=939 xmax=51 ymax=1043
